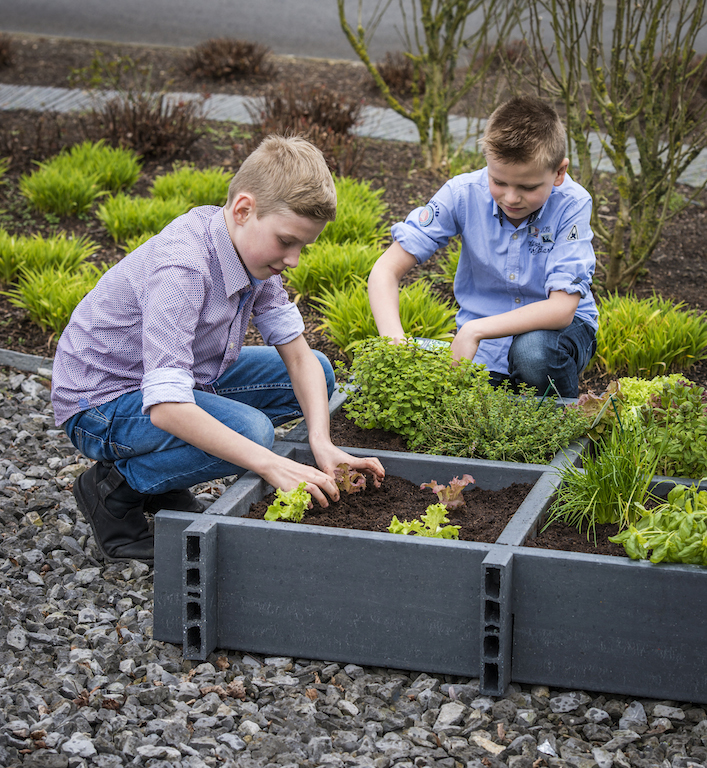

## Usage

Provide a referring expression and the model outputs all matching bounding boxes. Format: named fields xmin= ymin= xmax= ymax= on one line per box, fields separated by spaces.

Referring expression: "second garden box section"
xmin=509 ymin=475 xmax=707 ymax=704
xmin=152 ymin=442 xmax=558 ymax=677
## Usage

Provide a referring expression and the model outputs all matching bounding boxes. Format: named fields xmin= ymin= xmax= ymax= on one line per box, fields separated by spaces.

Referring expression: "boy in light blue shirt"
xmin=369 ymin=95 xmax=598 ymax=397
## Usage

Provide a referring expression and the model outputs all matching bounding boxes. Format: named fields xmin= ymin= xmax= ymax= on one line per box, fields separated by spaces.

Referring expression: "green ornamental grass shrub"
xmin=437 ymin=238 xmax=461 ymax=285
xmin=0 ymin=230 xmax=99 ymax=285
xmin=591 ymin=293 xmax=707 ymax=377
xmin=319 ymin=176 xmax=387 ymax=246
xmin=286 ymin=241 xmax=379 ymax=299
xmin=20 ymin=140 xmax=142 ymax=216
xmin=97 ymin=194 xmax=191 ymax=242
xmin=5 ymin=263 xmax=110 ymax=336
xmin=314 ymin=276 xmax=456 ymax=358
xmin=150 ymin=164 xmax=230 ymax=207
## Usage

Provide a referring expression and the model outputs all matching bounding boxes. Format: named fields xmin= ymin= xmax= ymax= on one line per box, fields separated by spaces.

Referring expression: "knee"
xmin=235 ymin=409 xmax=275 ymax=450
xmin=312 ymin=350 xmax=336 ymax=399
xmin=508 ymin=331 xmax=553 ymax=390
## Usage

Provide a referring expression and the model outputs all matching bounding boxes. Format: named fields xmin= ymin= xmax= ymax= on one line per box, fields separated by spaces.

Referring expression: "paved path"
xmin=1 ymin=81 xmax=706 ymax=187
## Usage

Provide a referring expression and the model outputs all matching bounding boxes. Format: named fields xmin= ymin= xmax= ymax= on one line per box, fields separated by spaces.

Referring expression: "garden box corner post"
xmin=153 ymin=442 xmax=552 ymax=679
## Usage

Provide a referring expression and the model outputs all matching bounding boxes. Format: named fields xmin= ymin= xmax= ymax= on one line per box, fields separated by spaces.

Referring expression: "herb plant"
xmin=609 ymin=484 xmax=707 ymax=565
xmin=420 ymin=474 xmax=475 ymax=509
xmin=263 ymin=482 xmax=312 ymax=523
xmin=337 ymin=335 xmax=483 ymax=444
xmin=415 ymin=381 xmax=591 ymax=462
xmin=544 ymin=426 xmax=660 ymax=538
xmin=388 ymin=504 xmax=461 ymax=539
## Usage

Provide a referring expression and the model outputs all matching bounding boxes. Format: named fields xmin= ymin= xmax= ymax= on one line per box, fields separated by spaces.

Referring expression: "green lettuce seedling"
xmin=388 ymin=503 xmax=461 ymax=539
xmin=420 ymin=474 xmax=475 ymax=509
xmin=264 ymin=482 xmax=312 ymax=523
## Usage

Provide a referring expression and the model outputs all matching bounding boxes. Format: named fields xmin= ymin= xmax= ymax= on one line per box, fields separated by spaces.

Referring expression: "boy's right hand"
xmin=263 ymin=456 xmax=340 ymax=508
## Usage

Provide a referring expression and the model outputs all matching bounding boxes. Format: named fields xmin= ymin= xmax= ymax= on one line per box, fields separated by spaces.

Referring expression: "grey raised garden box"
xmin=508 ymin=474 xmax=707 ymax=705
xmin=153 ymin=442 xmax=564 ymax=694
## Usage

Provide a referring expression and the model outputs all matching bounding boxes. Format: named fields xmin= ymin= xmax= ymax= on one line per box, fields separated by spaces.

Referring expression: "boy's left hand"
xmin=312 ymin=442 xmax=385 ymax=487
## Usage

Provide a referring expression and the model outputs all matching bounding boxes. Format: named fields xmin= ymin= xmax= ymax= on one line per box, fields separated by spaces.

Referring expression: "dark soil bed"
xmin=524 ymin=520 xmax=629 ymax=558
xmin=246 ymin=474 xmax=533 ymax=542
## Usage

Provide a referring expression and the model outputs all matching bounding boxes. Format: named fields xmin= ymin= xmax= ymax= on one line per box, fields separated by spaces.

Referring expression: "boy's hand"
xmin=262 ymin=455 xmax=342 ymax=509
xmin=451 ymin=321 xmax=482 ymax=362
xmin=311 ymin=442 xmax=385 ymax=489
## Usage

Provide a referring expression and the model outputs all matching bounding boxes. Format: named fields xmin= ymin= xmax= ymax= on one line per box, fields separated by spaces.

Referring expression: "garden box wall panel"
xmin=509 ymin=548 xmax=707 ymax=704
xmin=154 ymin=443 xmax=553 ymax=675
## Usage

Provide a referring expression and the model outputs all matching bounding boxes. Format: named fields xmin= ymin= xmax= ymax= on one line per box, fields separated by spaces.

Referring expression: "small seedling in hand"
xmin=388 ymin=504 xmax=461 ymax=539
xmin=420 ymin=474 xmax=475 ymax=509
xmin=334 ymin=462 xmax=382 ymax=494
xmin=264 ymin=482 xmax=312 ymax=523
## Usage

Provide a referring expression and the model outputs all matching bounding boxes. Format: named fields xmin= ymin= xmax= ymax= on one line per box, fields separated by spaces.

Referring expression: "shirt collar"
xmin=211 ymin=209 xmax=256 ymax=297
xmin=492 ymin=194 xmax=552 ymax=228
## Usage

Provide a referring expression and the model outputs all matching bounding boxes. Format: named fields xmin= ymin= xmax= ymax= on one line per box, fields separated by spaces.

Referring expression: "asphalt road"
xmin=1 ymin=0 xmax=705 ymax=62
xmin=0 ymin=0 xmax=414 ymax=60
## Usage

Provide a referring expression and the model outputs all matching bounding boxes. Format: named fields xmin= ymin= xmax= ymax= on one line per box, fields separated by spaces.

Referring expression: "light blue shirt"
xmin=391 ymin=167 xmax=599 ymax=375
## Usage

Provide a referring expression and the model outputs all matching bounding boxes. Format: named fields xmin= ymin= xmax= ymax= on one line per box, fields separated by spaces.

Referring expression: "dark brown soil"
xmin=524 ymin=520 xmax=629 ymax=558
xmin=246 ymin=473 xmax=533 ymax=542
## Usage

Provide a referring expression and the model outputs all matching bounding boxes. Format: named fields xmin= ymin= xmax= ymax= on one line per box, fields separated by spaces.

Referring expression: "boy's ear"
xmin=553 ymin=158 xmax=570 ymax=186
xmin=230 ymin=192 xmax=256 ymax=224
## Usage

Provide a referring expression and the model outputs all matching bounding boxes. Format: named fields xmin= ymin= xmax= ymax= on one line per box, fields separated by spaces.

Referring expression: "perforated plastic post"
xmin=480 ymin=549 xmax=514 ymax=696
xmin=182 ymin=518 xmax=218 ymax=660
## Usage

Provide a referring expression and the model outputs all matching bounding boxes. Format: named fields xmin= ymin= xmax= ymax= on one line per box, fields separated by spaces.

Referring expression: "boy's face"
xmin=229 ymin=194 xmax=326 ymax=281
xmin=486 ymin=155 xmax=569 ymax=227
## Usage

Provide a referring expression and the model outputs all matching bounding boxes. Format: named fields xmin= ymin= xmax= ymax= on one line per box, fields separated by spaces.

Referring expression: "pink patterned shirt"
xmin=51 ymin=206 xmax=304 ymax=425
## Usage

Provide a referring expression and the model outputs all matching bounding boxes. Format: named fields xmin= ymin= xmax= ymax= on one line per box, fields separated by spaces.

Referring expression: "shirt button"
xmin=515 ymin=297 xmax=521 ymax=304
xmin=509 ymin=273 xmax=516 ymax=281
xmin=229 ymin=343 xmax=234 ymax=349
xmin=512 ymin=233 xmax=518 ymax=240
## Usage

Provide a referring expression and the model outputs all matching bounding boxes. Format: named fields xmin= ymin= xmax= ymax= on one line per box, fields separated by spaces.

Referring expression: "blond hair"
xmin=481 ymin=96 xmax=566 ymax=171
xmin=227 ymin=134 xmax=336 ymax=221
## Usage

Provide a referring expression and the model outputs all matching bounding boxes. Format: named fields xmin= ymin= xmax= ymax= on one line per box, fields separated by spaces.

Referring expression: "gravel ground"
xmin=1 ymin=366 xmax=707 ymax=768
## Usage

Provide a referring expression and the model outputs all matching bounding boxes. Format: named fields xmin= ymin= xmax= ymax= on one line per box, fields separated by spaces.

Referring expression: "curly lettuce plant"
xmin=334 ymin=462 xmax=381 ymax=494
xmin=388 ymin=504 xmax=460 ymax=539
xmin=264 ymin=482 xmax=312 ymax=522
xmin=420 ymin=475 xmax=475 ymax=509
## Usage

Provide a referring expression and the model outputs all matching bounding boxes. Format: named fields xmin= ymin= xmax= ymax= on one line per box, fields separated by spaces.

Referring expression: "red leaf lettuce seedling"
xmin=420 ymin=474 xmax=475 ymax=509
xmin=333 ymin=462 xmax=382 ymax=494
xmin=388 ymin=504 xmax=461 ymax=539
xmin=264 ymin=482 xmax=312 ymax=523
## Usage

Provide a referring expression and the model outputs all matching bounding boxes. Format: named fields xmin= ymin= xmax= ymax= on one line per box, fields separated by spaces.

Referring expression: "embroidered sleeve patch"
xmin=567 ymin=224 xmax=579 ymax=241
xmin=418 ymin=204 xmax=435 ymax=227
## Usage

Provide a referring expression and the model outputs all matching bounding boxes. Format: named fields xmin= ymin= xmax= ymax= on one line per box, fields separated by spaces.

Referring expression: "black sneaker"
xmin=73 ymin=462 xmax=154 ymax=565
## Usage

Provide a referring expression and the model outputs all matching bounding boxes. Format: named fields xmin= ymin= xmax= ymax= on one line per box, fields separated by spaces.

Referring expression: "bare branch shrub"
xmin=184 ymin=38 xmax=275 ymax=81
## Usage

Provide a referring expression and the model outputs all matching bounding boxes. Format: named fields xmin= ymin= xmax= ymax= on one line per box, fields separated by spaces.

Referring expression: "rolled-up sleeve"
xmin=544 ymin=197 xmax=596 ymax=298
xmin=253 ymin=303 xmax=305 ymax=346
xmin=141 ymin=366 xmax=196 ymax=414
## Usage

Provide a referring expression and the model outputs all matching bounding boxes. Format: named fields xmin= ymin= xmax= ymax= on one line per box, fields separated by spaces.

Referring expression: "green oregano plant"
xmin=336 ymin=336 xmax=483 ymax=444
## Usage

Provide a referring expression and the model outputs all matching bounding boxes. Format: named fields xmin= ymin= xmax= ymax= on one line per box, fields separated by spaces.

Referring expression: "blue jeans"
xmin=63 ymin=347 xmax=335 ymax=495
xmin=494 ymin=316 xmax=596 ymax=398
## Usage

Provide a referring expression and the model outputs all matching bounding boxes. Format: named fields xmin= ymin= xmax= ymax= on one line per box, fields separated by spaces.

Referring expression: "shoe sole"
xmin=73 ymin=471 xmax=154 ymax=566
